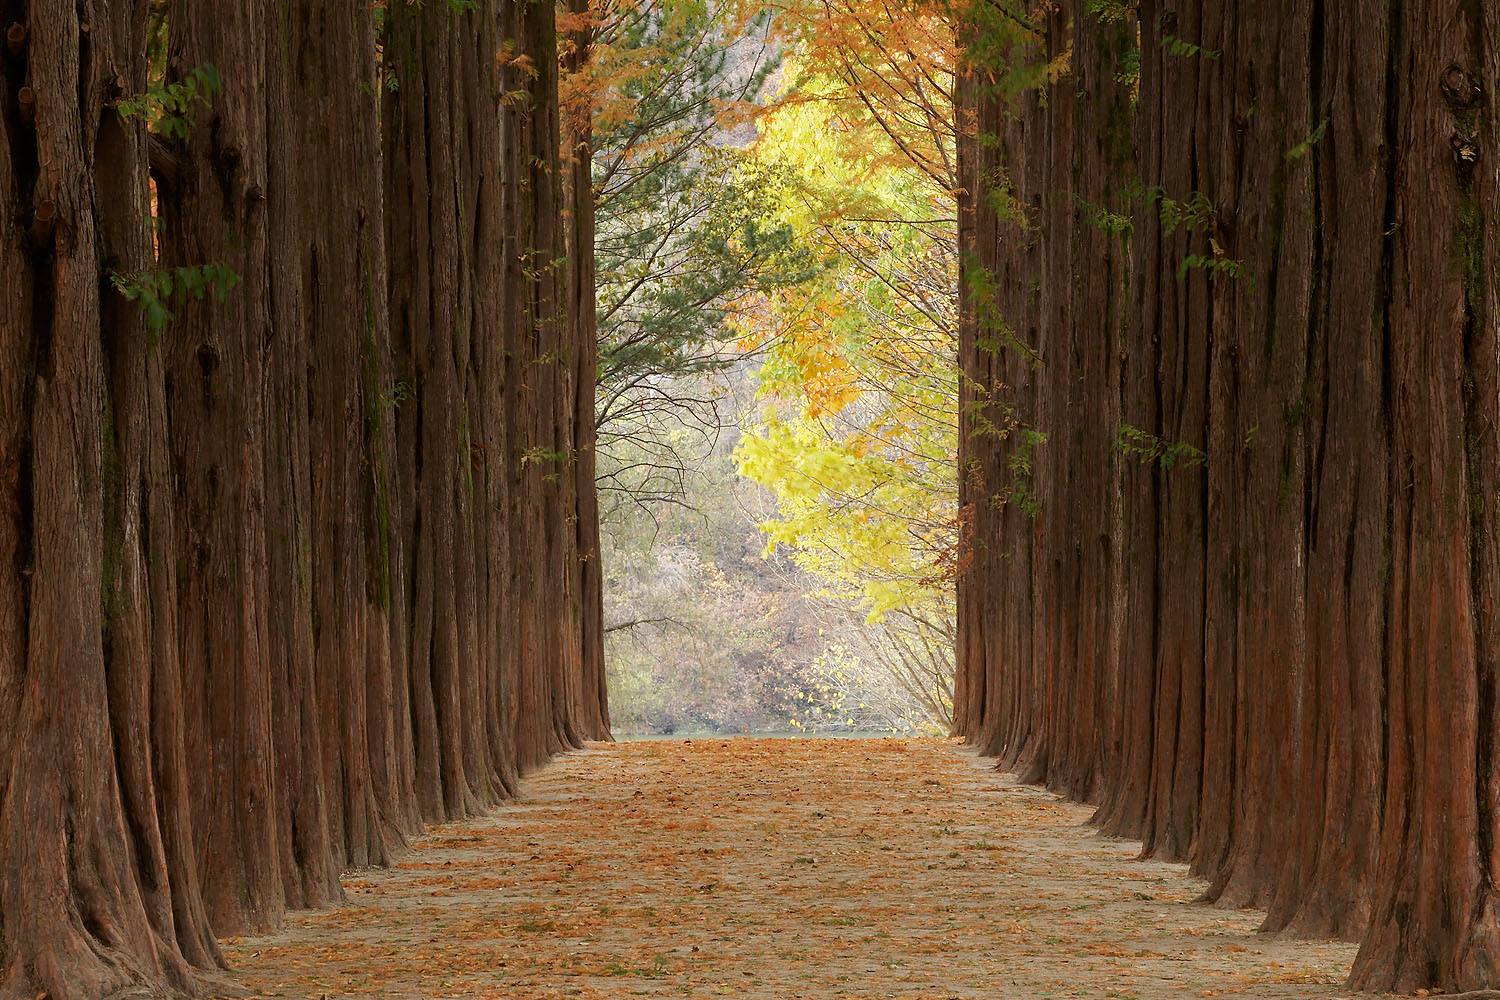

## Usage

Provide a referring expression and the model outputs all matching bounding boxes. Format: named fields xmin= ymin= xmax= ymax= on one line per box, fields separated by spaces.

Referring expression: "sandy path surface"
xmin=221 ymin=738 xmax=1359 ymax=999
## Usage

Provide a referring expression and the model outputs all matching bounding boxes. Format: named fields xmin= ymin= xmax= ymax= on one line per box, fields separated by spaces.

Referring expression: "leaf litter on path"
xmin=219 ymin=738 xmax=1356 ymax=999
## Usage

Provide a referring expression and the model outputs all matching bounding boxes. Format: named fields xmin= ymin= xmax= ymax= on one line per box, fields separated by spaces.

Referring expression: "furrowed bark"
xmin=960 ymin=0 xmax=1500 ymax=991
xmin=160 ymin=0 xmax=284 ymax=935
xmin=0 ymin=1 xmax=221 ymax=995
xmin=1349 ymin=2 xmax=1500 ymax=990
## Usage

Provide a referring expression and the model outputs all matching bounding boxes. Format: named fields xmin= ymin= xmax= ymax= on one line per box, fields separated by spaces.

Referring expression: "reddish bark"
xmin=958 ymin=0 xmax=1500 ymax=990
xmin=0 ymin=1 xmax=223 ymax=995
xmin=0 ymin=0 xmax=608 ymax=994
xmin=159 ymin=0 xmax=284 ymax=935
xmin=1348 ymin=4 xmax=1500 ymax=990
xmin=562 ymin=0 xmax=611 ymax=745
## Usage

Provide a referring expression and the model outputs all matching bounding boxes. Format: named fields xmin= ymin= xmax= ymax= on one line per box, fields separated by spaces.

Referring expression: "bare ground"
xmin=219 ymin=738 xmax=1360 ymax=999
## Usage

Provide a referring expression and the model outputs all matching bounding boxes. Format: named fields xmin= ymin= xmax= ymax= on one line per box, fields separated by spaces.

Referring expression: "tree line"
xmin=956 ymin=0 xmax=1499 ymax=993
xmin=0 ymin=1 xmax=607 ymax=997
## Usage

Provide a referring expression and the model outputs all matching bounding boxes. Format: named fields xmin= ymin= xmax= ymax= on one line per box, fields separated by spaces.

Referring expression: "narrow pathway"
xmin=223 ymin=738 xmax=1356 ymax=999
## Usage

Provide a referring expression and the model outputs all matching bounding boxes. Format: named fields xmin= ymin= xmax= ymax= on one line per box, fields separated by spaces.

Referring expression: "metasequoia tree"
xmin=0 ymin=0 xmax=608 ymax=995
xmin=958 ymin=0 xmax=1499 ymax=991
xmin=0 ymin=0 xmax=218 ymax=995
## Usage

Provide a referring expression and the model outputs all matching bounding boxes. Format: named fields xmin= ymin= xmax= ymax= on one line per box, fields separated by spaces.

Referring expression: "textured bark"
xmin=956 ymin=0 xmax=1134 ymax=805
xmin=1348 ymin=3 xmax=1500 ymax=991
xmin=959 ymin=0 xmax=1500 ymax=991
xmin=384 ymin=0 xmax=514 ymax=820
xmin=562 ymin=0 xmax=611 ymax=747
xmin=288 ymin=0 xmax=413 ymax=871
xmin=0 ymin=0 xmax=223 ymax=995
xmin=261 ymin=1 xmax=342 ymax=913
xmin=159 ymin=0 xmax=283 ymax=935
xmin=1 ymin=0 xmax=608 ymax=993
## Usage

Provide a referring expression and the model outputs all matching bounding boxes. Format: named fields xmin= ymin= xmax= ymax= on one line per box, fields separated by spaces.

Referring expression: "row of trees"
xmin=956 ymin=0 xmax=1498 ymax=993
xmin=0 ymin=1 xmax=608 ymax=997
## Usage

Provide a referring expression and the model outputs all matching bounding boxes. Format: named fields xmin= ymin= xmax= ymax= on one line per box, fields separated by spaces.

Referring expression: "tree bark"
xmin=562 ymin=0 xmax=611 ymax=745
xmin=159 ymin=0 xmax=284 ymax=935
xmin=0 ymin=1 xmax=222 ymax=995
xmin=1348 ymin=3 xmax=1500 ymax=990
xmin=958 ymin=0 xmax=1500 ymax=990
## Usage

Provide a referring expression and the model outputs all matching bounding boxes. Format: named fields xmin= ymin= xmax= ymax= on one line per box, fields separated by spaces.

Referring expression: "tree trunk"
xmin=159 ymin=0 xmax=284 ymax=935
xmin=0 ymin=1 xmax=222 ymax=995
xmin=285 ymin=0 xmax=412 ymax=870
xmin=1348 ymin=3 xmax=1500 ymax=990
xmin=384 ymin=0 xmax=518 ymax=820
xmin=562 ymin=0 xmax=610 ymax=744
xmin=959 ymin=0 xmax=1500 ymax=991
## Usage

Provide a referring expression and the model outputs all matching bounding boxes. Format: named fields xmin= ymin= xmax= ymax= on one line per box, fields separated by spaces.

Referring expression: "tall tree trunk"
xmin=159 ymin=0 xmax=284 ymax=935
xmin=955 ymin=1 xmax=1134 ymax=804
xmin=286 ymin=0 xmax=412 ymax=870
xmin=261 ymin=2 xmax=342 ymax=912
xmin=1349 ymin=4 xmax=1500 ymax=990
xmin=562 ymin=0 xmax=610 ymax=744
xmin=384 ymin=0 xmax=515 ymax=820
xmin=0 ymin=0 xmax=221 ymax=995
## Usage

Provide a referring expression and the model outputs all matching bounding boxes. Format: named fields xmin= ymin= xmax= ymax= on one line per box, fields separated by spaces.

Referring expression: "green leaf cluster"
xmin=110 ymin=263 xmax=240 ymax=343
xmin=115 ymin=64 xmax=221 ymax=140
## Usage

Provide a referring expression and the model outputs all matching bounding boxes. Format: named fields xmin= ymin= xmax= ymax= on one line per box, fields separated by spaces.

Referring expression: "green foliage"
xmin=1178 ymin=253 xmax=1249 ymax=283
xmin=1085 ymin=0 xmax=1133 ymax=21
xmin=115 ymin=64 xmax=222 ymax=140
xmin=592 ymin=3 xmax=807 ymax=383
xmin=1074 ymin=193 xmax=1132 ymax=238
xmin=1126 ymin=184 xmax=1216 ymax=235
xmin=586 ymin=1 xmax=817 ymax=517
xmin=1003 ymin=428 xmax=1045 ymax=516
xmin=1114 ymin=424 xmax=1207 ymax=470
xmin=1157 ymin=190 xmax=1216 ymax=236
xmin=964 ymin=256 xmax=1039 ymax=365
xmin=1285 ymin=118 xmax=1328 ymax=162
xmin=946 ymin=0 xmax=1058 ymax=103
xmin=1159 ymin=34 xmax=1221 ymax=60
xmin=521 ymin=445 xmax=569 ymax=466
xmin=109 ymin=263 xmax=240 ymax=343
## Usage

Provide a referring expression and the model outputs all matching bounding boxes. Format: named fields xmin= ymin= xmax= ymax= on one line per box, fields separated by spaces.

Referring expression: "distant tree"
xmin=733 ymin=3 xmax=962 ymax=728
xmin=566 ymin=0 xmax=814 ymax=520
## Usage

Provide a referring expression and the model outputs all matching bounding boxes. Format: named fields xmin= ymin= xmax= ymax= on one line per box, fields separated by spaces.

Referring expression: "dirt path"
xmin=222 ymin=738 xmax=1358 ymax=999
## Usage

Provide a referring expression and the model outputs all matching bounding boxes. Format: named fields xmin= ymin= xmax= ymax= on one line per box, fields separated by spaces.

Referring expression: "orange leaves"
xmin=494 ymin=44 xmax=538 ymax=77
xmin=219 ymin=738 xmax=1356 ymax=1000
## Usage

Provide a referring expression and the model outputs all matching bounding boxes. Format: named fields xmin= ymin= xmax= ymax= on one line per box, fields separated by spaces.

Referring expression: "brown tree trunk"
xmin=955 ymin=1 xmax=1134 ymax=807
xmin=562 ymin=0 xmax=610 ymax=744
xmin=159 ymin=0 xmax=284 ymax=935
xmin=1348 ymin=3 xmax=1500 ymax=990
xmin=0 ymin=0 xmax=221 ymax=995
xmin=285 ymin=0 xmax=412 ymax=870
xmin=261 ymin=2 xmax=342 ymax=912
xmin=384 ymin=0 xmax=516 ymax=820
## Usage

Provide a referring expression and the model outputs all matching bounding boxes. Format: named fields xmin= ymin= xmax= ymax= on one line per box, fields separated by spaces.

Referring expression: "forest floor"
xmin=220 ymin=738 xmax=1359 ymax=1000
